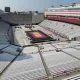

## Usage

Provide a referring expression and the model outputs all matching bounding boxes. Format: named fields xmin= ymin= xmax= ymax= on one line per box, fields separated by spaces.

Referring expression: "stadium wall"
xmin=0 ymin=13 xmax=44 ymax=25
xmin=32 ymin=13 xmax=44 ymax=24
xmin=0 ymin=13 xmax=32 ymax=25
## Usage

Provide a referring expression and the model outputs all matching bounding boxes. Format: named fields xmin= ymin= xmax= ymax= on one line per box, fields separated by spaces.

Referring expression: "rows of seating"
xmin=1 ymin=41 xmax=80 ymax=79
xmin=63 ymin=48 xmax=80 ymax=59
xmin=13 ymin=26 xmax=31 ymax=46
xmin=42 ymin=49 xmax=80 ymax=77
xmin=39 ymin=44 xmax=55 ymax=52
xmin=1 ymin=49 xmax=47 ymax=80
xmin=52 ymin=41 xmax=80 ymax=49
xmin=0 ymin=44 xmax=22 ymax=76
xmin=35 ymin=25 xmax=63 ymax=40
xmin=0 ymin=21 xmax=10 ymax=44
xmin=0 ymin=52 xmax=15 ymax=73
xmin=39 ymin=20 xmax=80 ymax=40
xmin=64 ymin=74 xmax=80 ymax=80
xmin=2 ymin=45 xmax=21 ymax=56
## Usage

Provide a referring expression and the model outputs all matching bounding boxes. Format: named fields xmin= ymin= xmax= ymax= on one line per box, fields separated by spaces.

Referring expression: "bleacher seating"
xmin=0 ymin=41 xmax=80 ymax=80
xmin=63 ymin=48 xmax=80 ymax=59
xmin=0 ymin=21 xmax=10 ymax=44
xmin=0 ymin=18 xmax=80 ymax=80
xmin=39 ymin=20 xmax=80 ymax=41
xmin=0 ymin=44 xmax=22 ymax=74
xmin=1 ymin=48 xmax=47 ymax=80
xmin=0 ymin=52 xmax=15 ymax=73
xmin=43 ymin=51 xmax=80 ymax=76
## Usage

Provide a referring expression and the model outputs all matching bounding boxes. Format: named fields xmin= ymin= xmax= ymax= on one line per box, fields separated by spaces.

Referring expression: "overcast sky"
xmin=0 ymin=0 xmax=80 ymax=12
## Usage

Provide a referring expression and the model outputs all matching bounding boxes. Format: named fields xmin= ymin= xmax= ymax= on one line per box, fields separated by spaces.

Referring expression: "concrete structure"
xmin=1 ymin=13 xmax=32 ymax=25
xmin=44 ymin=4 xmax=80 ymax=25
xmin=0 ymin=13 xmax=44 ymax=25
xmin=45 ymin=4 xmax=80 ymax=18
xmin=32 ymin=13 xmax=44 ymax=24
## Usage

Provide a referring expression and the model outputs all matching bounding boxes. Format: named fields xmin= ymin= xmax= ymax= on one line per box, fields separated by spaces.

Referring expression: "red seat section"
xmin=47 ymin=16 xmax=80 ymax=25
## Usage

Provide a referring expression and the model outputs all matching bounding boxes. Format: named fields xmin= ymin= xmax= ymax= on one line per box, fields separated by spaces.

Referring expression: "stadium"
xmin=0 ymin=3 xmax=80 ymax=80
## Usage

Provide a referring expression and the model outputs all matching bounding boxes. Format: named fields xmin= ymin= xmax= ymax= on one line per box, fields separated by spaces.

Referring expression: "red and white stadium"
xmin=0 ymin=3 xmax=80 ymax=80
xmin=45 ymin=3 xmax=80 ymax=25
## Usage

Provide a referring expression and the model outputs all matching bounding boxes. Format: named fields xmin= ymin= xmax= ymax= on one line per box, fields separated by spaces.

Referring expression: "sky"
xmin=0 ymin=0 xmax=80 ymax=12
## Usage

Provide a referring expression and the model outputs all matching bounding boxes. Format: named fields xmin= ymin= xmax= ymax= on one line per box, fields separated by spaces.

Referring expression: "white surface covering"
xmin=39 ymin=20 xmax=80 ymax=40
xmin=0 ymin=41 xmax=80 ymax=80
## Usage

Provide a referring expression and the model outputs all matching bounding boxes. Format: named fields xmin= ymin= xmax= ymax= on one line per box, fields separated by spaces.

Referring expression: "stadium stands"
xmin=12 ymin=26 xmax=31 ymax=46
xmin=0 ymin=44 xmax=20 ymax=74
xmin=47 ymin=16 xmax=80 ymax=25
xmin=1 ymin=46 xmax=47 ymax=80
xmin=1 ymin=41 xmax=80 ymax=80
xmin=39 ymin=20 xmax=80 ymax=41
xmin=0 ymin=21 xmax=10 ymax=44
xmin=63 ymin=74 xmax=80 ymax=80
xmin=42 ymin=51 xmax=80 ymax=77
xmin=1 ymin=14 xmax=80 ymax=80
